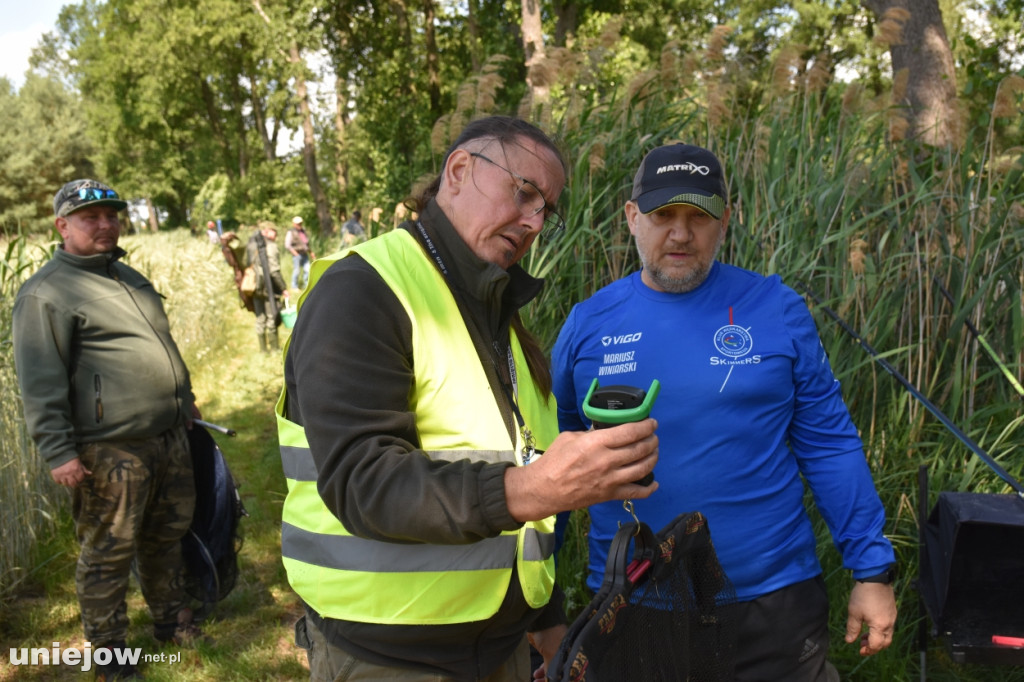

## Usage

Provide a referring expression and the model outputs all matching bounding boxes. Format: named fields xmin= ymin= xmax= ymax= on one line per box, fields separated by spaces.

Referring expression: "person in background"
xmin=206 ymin=220 xmax=219 ymax=244
xmin=552 ymin=143 xmax=897 ymax=681
xmin=246 ymin=221 xmax=288 ymax=353
xmin=285 ymin=216 xmax=314 ymax=290
xmin=340 ymin=209 xmax=366 ymax=248
xmin=277 ymin=116 xmax=659 ymax=682
xmin=13 ymin=179 xmax=207 ymax=682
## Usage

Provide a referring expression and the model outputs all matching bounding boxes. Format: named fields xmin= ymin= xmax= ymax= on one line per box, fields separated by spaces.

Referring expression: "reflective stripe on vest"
xmin=276 ymin=230 xmax=559 ymax=624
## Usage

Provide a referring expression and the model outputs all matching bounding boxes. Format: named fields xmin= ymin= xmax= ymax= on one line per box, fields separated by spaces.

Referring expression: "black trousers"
xmin=726 ymin=576 xmax=839 ymax=682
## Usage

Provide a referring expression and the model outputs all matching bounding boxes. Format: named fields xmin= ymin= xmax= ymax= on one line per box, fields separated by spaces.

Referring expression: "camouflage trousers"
xmin=253 ymin=295 xmax=281 ymax=336
xmin=72 ymin=425 xmax=195 ymax=645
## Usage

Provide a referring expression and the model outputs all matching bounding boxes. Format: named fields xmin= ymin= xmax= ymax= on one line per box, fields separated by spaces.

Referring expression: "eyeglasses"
xmin=470 ymin=152 xmax=565 ymax=233
xmin=75 ymin=188 xmax=120 ymax=201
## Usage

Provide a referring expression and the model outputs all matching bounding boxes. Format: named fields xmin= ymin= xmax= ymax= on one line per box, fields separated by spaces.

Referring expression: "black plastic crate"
xmin=919 ymin=491 xmax=1024 ymax=665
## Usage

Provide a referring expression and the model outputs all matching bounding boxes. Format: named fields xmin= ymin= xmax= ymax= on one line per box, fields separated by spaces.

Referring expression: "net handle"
xmin=600 ymin=521 xmax=658 ymax=594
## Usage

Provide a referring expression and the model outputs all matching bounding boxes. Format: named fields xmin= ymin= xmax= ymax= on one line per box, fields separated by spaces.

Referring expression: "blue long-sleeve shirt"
xmin=551 ymin=263 xmax=895 ymax=601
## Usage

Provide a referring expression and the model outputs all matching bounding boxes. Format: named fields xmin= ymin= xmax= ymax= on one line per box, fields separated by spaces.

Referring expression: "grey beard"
xmin=642 ymin=259 xmax=712 ymax=293
xmin=638 ymin=230 xmax=724 ymax=293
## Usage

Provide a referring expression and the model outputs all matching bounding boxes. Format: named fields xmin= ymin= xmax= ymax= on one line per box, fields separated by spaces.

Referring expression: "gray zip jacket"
xmin=13 ymin=246 xmax=194 ymax=469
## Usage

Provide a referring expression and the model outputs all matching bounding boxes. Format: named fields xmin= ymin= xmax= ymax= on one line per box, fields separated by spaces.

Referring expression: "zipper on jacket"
xmin=112 ymin=268 xmax=186 ymax=422
xmin=94 ymin=374 xmax=103 ymax=424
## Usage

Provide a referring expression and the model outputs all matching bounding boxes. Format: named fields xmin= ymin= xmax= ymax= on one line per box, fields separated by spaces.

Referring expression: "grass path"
xmin=0 ymin=284 xmax=309 ymax=681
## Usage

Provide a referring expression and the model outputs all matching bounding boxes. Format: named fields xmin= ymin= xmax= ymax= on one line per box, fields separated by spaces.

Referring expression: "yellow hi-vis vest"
xmin=276 ymin=229 xmax=559 ymax=625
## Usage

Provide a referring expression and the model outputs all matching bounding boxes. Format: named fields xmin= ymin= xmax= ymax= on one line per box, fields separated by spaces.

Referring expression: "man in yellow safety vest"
xmin=277 ymin=116 xmax=660 ymax=681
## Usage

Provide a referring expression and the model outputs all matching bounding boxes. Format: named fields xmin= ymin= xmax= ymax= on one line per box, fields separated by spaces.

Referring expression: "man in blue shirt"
xmin=552 ymin=143 xmax=897 ymax=681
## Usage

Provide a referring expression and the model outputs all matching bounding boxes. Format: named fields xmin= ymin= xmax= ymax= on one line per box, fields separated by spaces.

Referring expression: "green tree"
xmin=10 ymin=0 xmax=1023 ymax=235
xmin=315 ymin=0 xmax=530 ymax=209
xmin=252 ymin=0 xmax=336 ymax=235
xmin=40 ymin=0 xmax=304 ymax=228
xmin=0 ymin=75 xmax=95 ymax=235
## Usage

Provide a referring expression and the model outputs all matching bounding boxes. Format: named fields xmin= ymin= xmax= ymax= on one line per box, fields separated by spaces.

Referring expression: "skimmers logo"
xmin=710 ymin=307 xmax=759 ymax=368
xmin=713 ymin=325 xmax=753 ymax=358
xmin=601 ymin=332 xmax=642 ymax=347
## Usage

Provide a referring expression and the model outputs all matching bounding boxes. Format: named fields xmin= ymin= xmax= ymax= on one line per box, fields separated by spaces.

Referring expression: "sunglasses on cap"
xmin=75 ymin=188 xmax=121 ymax=201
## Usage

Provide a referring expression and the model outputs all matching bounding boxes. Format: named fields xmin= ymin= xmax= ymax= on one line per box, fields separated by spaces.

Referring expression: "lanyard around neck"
xmin=413 ymin=221 xmax=538 ymax=463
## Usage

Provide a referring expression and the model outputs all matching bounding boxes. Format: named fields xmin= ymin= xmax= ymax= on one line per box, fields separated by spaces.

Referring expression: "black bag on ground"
xmin=183 ymin=425 xmax=247 ymax=607
xmin=548 ymin=511 xmax=737 ymax=682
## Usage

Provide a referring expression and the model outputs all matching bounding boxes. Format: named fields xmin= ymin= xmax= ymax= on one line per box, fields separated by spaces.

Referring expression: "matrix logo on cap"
xmin=657 ymin=162 xmax=711 ymax=176
xmin=631 ymin=143 xmax=727 ymax=219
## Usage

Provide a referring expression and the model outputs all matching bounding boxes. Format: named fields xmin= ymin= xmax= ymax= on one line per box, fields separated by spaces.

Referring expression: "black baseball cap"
xmin=53 ymin=179 xmax=128 ymax=218
xmin=631 ymin=144 xmax=727 ymax=219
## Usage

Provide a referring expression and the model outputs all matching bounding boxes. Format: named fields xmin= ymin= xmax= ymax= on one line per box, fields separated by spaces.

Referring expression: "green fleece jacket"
xmin=13 ymin=246 xmax=194 ymax=469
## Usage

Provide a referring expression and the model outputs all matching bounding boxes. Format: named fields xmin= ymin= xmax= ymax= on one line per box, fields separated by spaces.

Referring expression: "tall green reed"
xmin=0 ymin=236 xmax=66 ymax=602
xmin=526 ymin=39 xmax=1024 ymax=680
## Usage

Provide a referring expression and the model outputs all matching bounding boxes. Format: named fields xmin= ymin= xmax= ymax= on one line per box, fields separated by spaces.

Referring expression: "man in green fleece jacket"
xmin=13 ymin=179 xmax=205 ymax=681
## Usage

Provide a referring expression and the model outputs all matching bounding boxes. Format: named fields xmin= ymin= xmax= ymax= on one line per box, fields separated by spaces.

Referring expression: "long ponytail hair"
xmin=411 ymin=116 xmax=567 ymax=212
xmin=412 ymin=116 xmax=565 ymax=398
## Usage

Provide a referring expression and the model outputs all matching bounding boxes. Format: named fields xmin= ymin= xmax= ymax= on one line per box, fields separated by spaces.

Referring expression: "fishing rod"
xmin=797 ymin=281 xmax=1024 ymax=499
xmin=194 ymin=419 xmax=237 ymax=437
xmin=929 ymin=273 xmax=1024 ymax=399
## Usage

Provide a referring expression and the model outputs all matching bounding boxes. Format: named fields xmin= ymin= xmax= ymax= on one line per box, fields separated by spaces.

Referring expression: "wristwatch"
xmin=856 ymin=565 xmax=896 ymax=585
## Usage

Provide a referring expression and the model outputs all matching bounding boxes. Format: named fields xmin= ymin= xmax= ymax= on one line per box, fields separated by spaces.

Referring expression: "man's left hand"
xmin=845 ymin=581 xmax=897 ymax=655
xmin=528 ymin=624 xmax=567 ymax=680
xmin=50 ymin=457 xmax=91 ymax=488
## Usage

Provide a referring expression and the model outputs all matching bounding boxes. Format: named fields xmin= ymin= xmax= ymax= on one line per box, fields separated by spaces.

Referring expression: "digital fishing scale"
xmin=583 ymin=378 xmax=660 ymax=485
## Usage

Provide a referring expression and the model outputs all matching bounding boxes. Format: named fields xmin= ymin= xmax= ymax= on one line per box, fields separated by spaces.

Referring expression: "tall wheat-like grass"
xmin=119 ymin=230 xmax=235 ymax=371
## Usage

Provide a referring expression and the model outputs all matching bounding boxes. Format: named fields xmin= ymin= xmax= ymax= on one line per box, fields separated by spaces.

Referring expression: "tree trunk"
xmin=290 ymin=42 xmax=334 ymax=236
xmin=251 ymin=0 xmax=332 ymax=231
xmin=334 ymin=85 xmax=349 ymax=198
xmin=862 ymin=0 xmax=960 ymax=147
xmin=422 ymin=0 xmax=441 ymax=117
xmin=244 ymin=51 xmax=277 ymax=162
xmin=251 ymin=0 xmax=284 ymax=160
xmin=146 ymin=198 xmax=160 ymax=232
xmin=520 ymin=0 xmax=549 ymax=120
xmin=250 ymin=74 xmax=277 ymax=161
xmin=393 ymin=0 xmax=417 ymax=102
xmin=466 ymin=0 xmax=481 ymax=71
xmin=228 ymin=58 xmax=250 ymax=178
xmin=198 ymin=75 xmax=237 ymax=180
xmin=553 ymin=0 xmax=577 ymax=47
